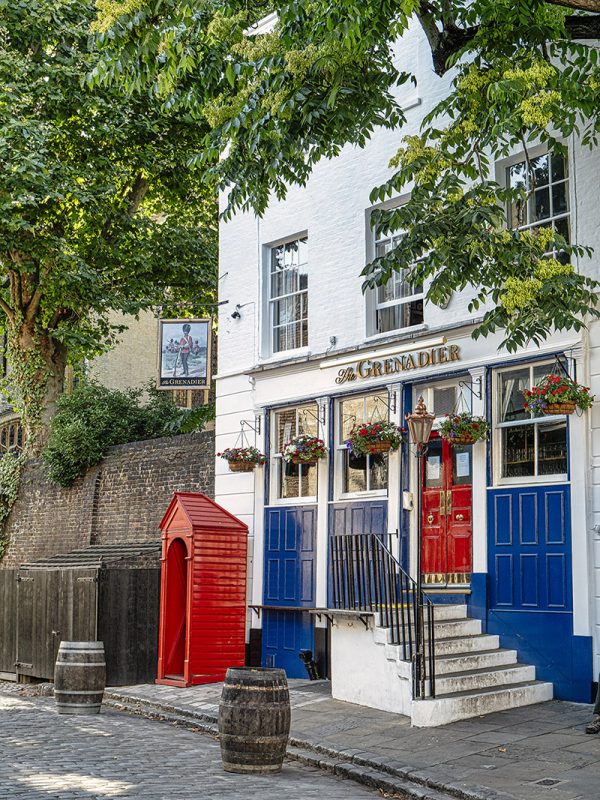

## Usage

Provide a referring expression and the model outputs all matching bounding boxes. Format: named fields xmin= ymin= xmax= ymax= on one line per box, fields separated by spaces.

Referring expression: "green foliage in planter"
xmin=42 ymin=382 xmax=213 ymax=487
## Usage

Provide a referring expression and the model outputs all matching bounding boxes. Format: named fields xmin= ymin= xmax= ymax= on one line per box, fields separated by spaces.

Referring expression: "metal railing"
xmin=329 ymin=533 xmax=436 ymax=699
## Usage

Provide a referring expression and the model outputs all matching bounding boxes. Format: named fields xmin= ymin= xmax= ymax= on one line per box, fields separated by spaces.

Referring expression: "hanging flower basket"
xmin=218 ymin=447 xmax=266 ymax=473
xmin=345 ymin=421 xmax=406 ymax=457
xmin=283 ymin=434 xmax=328 ymax=465
xmin=439 ymin=414 xmax=489 ymax=446
xmin=523 ymin=373 xmax=593 ymax=417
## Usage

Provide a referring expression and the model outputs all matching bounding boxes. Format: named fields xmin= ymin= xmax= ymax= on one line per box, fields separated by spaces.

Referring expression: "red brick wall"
xmin=0 ymin=430 xmax=215 ymax=569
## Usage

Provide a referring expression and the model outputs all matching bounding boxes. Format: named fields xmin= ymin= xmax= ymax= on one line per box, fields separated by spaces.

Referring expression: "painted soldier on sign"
xmin=177 ymin=323 xmax=193 ymax=378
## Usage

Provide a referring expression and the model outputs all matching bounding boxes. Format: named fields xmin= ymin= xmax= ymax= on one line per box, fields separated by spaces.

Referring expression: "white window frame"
xmin=493 ymin=361 xmax=569 ymax=487
xmin=498 ymin=145 xmax=571 ymax=245
xmin=370 ymin=229 xmax=424 ymax=337
xmin=334 ymin=391 xmax=390 ymax=500
xmin=266 ymin=234 xmax=309 ymax=357
xmin=417 ymin=380 xmax=471 ymax=430
xmin=270 ymin=402 xmax=319 ymax=505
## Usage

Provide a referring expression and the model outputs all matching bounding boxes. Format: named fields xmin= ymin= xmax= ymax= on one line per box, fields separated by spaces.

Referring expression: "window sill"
xmin=258 ymin=347 xmax=310 ymax=367
xmin=331 ymin=492 xmax=388 ymax=503
xmin=490 ymin=475 xmax=569 ymax=488
xmin=365 ymin=323 xmax=429 ymax=343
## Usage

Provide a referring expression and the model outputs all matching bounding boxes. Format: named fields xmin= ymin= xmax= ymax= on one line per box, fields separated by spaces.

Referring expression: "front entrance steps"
xmin=330 ymin=603 xmax=553 ymax=727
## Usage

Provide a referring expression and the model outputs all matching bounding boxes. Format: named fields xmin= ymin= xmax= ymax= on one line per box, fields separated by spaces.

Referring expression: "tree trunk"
xmin=9 ymin=321 xmax=68 ymax=455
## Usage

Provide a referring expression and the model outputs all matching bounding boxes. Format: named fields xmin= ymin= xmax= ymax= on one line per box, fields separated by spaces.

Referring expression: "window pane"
xmin=365 ymin=393 xmax=388 ymax=424
xmin=508 ymin=161 xmax=528 ymax=191
xmin=276 ymin=408 xmax=297 ymax=451
xmin=344 ymin=452 xmax=367 ymax=493
xmin=280 ymin=461 xmax=301 ymax=498
xmin=425 ymin=440 xmax=443 ymax=488
xmin=377 ymin=299 xmax=423 ymax=333
xmin=533 ymin=187 xmax=550 ymax=221
xmin=538 ymin=422 xmax=567 ymax=476
xmin=551 ymin=153 xmax=566 ymax=182
xmin=297 ymin=406 xmax=318 ymax=438
xmin=433 ymin=387 xmax=459 ymax=417
xmin=369 ymin=454 xmax=388 ymax=490
xmin=499 ymin=368 xmax=530 ymax=422
xmin=501 ymin=426 xmax=535 ymax=478
xmin=552 ymin=183 xmax=568 ymax=216
xmin=452 ymin=445 xmax=472 ymax=486
xmin=300 ymin=463 xmax=318 ymax=496
xmin=340 ymin=397 xmax=364 ymax=441
xmin=531 ymin=154 xmax=549 ymax=187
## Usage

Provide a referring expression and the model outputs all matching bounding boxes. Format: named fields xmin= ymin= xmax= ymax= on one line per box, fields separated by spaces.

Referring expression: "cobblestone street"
xmin=0 ymin=687 xmax=379 ymax=799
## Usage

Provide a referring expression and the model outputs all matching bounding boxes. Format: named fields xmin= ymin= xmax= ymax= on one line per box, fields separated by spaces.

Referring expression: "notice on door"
xmin=456 ymin=451 xmax=470 ymax=478
xmin=426 ymin=456 xmax=441 ymax=481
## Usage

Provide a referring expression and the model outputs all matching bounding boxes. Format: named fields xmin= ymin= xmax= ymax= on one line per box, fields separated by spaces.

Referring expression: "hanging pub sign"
xmin=157 ymin=318 xmax=212 ymax=389
xmin=335 ymin=344 xmax=461 ymax=385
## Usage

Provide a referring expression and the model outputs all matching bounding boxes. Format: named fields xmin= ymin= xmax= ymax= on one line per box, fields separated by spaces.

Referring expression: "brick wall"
xmin=0 ymin=429 xmax=215 ymax=569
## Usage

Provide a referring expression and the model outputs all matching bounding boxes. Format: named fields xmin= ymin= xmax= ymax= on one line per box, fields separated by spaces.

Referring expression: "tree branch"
xmin=546 ymin=0 xmax=600 ymax=11
xmin=0 ymin=297 xmax=15 ymax=324
xmin=125 ymin=173 xmax=150 ymax=217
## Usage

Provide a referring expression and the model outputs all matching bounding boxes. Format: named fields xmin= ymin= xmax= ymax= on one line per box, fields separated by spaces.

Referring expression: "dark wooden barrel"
xmin=54 ymin=641 xmax=106 ymax=715
xmin=219 ymin=667 xmax=291 ymax=774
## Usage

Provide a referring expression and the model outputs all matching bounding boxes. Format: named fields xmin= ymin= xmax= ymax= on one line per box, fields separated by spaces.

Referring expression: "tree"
xmin=0 ymin=0 xmax=217 ymax=450
xmin=92 ymin=0 xmax=600 ymax=352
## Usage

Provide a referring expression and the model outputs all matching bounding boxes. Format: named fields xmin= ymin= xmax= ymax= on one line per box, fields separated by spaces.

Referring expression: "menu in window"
xmin=426 ymin=456 xmax=441 ymax=481
xmin=456 ymin=451 xmax=471 ymax=478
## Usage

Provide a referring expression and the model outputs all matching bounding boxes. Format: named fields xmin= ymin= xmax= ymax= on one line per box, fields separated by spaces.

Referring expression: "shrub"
xmin=43 ymin=382 xmax=212 ymax=486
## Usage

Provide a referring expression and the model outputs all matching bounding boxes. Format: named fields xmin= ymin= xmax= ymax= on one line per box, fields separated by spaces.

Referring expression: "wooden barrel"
xmin=54 ymin=641 xmax=106 ymax=716
xmin=219 ymin=667 xmax=290 ymax=774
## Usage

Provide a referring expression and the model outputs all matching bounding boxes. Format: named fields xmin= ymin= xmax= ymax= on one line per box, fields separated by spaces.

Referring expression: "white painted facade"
xmin=216 ymin=19 xmax=600 ymax=714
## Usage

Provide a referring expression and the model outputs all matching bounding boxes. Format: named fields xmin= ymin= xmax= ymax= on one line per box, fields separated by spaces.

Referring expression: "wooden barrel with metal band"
xmin=218 ymin=667 xmax=291 ymax=774
xmin=54 ymin=641 xmax=106 ymax=715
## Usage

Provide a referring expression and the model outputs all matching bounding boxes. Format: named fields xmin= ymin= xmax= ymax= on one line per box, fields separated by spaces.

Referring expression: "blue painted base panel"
xmin=487 ymin=610 xmax=593 ymax=703
xmin=424 ymin=593 xmax=470 ymax=605
xmin=262 ymin=609 xmax=314 ymax=679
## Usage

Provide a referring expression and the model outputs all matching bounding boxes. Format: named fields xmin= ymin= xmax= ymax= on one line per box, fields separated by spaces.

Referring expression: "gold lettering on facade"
xmin=333 ymin=346 xmax=462 ymax=384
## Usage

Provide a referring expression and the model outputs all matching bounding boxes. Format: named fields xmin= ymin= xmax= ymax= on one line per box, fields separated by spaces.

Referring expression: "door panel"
xmin=422 ymin=437 xmax=473 ymax=587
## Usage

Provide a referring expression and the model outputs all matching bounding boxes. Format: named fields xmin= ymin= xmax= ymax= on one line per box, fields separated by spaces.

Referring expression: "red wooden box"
xmin=156 ymin=492 xmax=248 ymax=687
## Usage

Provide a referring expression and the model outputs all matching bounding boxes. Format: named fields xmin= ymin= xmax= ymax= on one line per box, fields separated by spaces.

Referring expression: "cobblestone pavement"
xmin=105 ymin=680 xmax=600 ymax=800
xmin=0 ymin=686 xmax=380 ymax=799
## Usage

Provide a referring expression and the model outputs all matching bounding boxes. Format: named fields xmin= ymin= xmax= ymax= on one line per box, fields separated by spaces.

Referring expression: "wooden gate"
xmin=0 ymin=571 xmax=17 ymax=677
xmin=16 ymin=569 xmax=97 ymax=681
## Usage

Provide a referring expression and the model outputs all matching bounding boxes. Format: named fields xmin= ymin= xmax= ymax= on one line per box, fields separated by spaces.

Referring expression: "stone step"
xmin=434 ymin=648 xmax=518 ymax=675
xmin=373 ymin=616 xmax=481 ymax=646
xmin=411 ymin=680 xmax=553 ymax=727
xmin=432 ymin=603 xmax=468 ymax=621
xmin=433 ymin=664 xmax=536 ymax=695
xmin=433 ymin=633 xmax=500 ymax=656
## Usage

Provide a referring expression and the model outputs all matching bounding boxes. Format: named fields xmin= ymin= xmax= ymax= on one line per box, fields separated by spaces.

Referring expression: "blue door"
xmin=262 ymin=507 xmax=316 ymax=677
xmin=488 ymin=484 xmax=592 ymax=701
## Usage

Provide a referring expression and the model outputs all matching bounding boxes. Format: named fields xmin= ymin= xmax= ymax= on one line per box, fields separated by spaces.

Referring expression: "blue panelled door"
xmin=488 ymin=483 xmax=592 ymax=701
xmin=262 ymin=506 xmax=316 ymax=677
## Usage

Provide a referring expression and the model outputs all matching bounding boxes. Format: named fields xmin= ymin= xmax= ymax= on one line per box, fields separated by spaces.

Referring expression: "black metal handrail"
xmin=329 ymin=533 xmax=435 ymax=699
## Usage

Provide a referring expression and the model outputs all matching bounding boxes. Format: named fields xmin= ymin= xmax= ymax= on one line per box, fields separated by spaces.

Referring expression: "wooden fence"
xmin=0 ymin=571 xmax=17 ymax=677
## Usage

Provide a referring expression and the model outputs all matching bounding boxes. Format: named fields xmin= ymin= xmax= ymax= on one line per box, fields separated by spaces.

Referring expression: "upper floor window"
xmin=495 ymin=363 xmax=568 ymax=482
xmin=507 ymin=152 xmax=569 ymax=243
xmin=271 ymin=403 xmax=318 ymax=501
xmin=269 ymin=237 xmax=308 ymax=354
xmin=337 ymin=392 xmax=389 ymax=495
xmin=372 ymin=230 xmax=424 ymax=335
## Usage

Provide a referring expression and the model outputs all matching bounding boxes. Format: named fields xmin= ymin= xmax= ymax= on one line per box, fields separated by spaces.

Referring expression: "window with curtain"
xmin=271 ymin=403 xmax=319 ymax=500
xmin=269 ymin=237 xmax=308 ymax=354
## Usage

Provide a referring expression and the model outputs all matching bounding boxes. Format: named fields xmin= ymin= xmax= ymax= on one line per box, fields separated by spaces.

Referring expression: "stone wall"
xmin=0 ymin=429 xmax=214 ymax=569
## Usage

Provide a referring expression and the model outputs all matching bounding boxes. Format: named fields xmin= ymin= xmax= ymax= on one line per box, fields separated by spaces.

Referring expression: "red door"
xmin=421 ymin=436 xmax=473 ymax=587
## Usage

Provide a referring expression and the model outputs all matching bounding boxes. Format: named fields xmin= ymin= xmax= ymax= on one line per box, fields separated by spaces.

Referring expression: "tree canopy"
xmin=0 ymin=0 xmax=217 ymax=448
xmin=92 ymin=0 xmax=600 ymax=352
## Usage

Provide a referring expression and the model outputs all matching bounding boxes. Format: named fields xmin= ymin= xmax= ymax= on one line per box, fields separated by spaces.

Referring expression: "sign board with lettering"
xmin=335 ymin=344 xmax=461 ymax=385
xmin=157 ymin=318 xmax=212 ymax=389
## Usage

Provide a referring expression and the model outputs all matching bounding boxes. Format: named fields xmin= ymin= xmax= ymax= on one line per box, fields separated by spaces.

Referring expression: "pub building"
xmin=215 ymin=20 xmax=599 ymax=726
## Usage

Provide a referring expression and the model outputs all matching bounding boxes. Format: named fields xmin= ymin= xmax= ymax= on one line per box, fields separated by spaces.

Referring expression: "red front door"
xmin=421 ymin=436 xmax=473 ymax=587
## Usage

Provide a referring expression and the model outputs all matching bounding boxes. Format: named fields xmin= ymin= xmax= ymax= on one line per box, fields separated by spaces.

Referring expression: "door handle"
xmin=439 ymin=490 xmax=446 ymax=516
xmin=427 ymin=513 xmax=434 ymax=524
xmin=446 ymin=490 xmax=452 ymax=516
xmin=456 ymin=513 xmax=464 ymax=521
